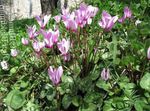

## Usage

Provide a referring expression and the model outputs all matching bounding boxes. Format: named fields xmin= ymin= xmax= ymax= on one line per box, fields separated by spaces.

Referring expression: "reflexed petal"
xmin=48 ymin=66 xmax=55 ymax=84
xmin=52 ymin=29 xmax=59 ymax=43
xmin=87 ymin=18 xmax=92 ymax=24
xmin=57 ymin=38 xmax=70 ymax=55
xmin=118 ymin=17 xmax=125 ymax=23
xmin=98 ymin=20 xmax=105 ymax=29
xmin=102 ymin=11 xmax=111 ymax=20
xmin=54 ymin=15 xmax=61 ymax=23
xmin=43 ymin=15 xmax=51 ymax=27
xmin=107 ymin=16 xmax=118 ymax=30
xmin=21 ymin=38 xmax=29 ymax=45
xmin=35 ymin=16 xmax=43 ymax=26
xmin=79 ymin=3 xmax=87 ymax=11
xmin=124 ymin=7 xmax=132 ymax=18
xmin=101 ymin=68 xmax=110 ymax=81
xmin=56 ymin=66 xmax=63 ymax=83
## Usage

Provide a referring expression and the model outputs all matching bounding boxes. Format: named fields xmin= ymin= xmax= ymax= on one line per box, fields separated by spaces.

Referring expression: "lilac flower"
xmin=118 ymin=7 xmax=132 ymax=23
xmin=21 ymin=38 xmax=29 ymax=45
xmin=48 ymin=66 xmax=63 ymax=86
xmin=11 ymin=49 xmax=18 ymax=57
xmin=54 ymin=15 xmax=61 ymax=23
xmin=147 ymin=47 xmax=150 ymax=60
xmin=27 ymin=25 xmax=38 ymax=39
xmin=1 ymin=60 xmax=8 ymax=70
xmin=101 ymin=68 xmax=110 ymax=81
xmin=35 ymin=15 xmax=51 ymax=29
xmin=32 ymin=41 xmax=45 ymax=52
xmin=98 ymin=11 xmax=118 ymax=31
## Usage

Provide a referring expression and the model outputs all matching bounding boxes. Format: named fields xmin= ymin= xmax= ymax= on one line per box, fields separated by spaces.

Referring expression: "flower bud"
xmin=101 ymin=68 xmax=110 ymax=81
xmin=1 ymin=60 xmax=8 ymax=70
xmin=21 ymin=38 xmax=29 ymax=45
xmin=11 ymin=49 xmax=18 ymax=57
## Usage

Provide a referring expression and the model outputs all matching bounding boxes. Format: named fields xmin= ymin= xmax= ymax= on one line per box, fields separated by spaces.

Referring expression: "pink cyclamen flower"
xmin=98 ymin=11 xmax=118 ymax=31
xmin=41 ymin=29 xmax=54 ymax=48
xmin=118 ymin=6 xmax=132 ymax=23
xmin=1 ymin=60 xmax=8 ymax=70
xmin=64 ymin=19 xmax=78 ymax=32
xmin=62 ymin=12 xmax=78 ymax=32
xmin=27 ymin=25 xmax=38 ymax=39
xmin=61 ymin=8 xmax=70 ymax=21
xmin=75 ymin=3 xmax=98 ymax=27
xmin=57 ymin=38 xmax=70 ymax=61
xmin=35 ymin=15 xmax=51 ymax=29
xmin=101 ymin=68 xmax=110 ymax=81
xmin=48 ymin=66 xmax=63 ymax=86
xmin=32 ymin=41 xmax=45 ymax=52
xmin=21 ymin=38 xmax=29 ymax=45
xmin=11 ymin=49 xmax=18 ymax=57
xmin=86 ymin=5 xmax=99 ymax=18
xmin=57 ymin=38 xmax=70 ymax=55
xmin=54 ymin=15 xmax=61 ymax=23
xmin=52 ymin=29 xmax=59 ymax=43
xmin=63 ymin=53 xmax=70 ymax=61
xmin=147 ymin=47 xmax=150 ymax=60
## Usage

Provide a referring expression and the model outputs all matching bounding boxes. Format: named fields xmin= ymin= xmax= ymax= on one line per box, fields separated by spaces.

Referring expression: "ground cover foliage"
xmin=0 ymin=0 xmax=150 ymax=111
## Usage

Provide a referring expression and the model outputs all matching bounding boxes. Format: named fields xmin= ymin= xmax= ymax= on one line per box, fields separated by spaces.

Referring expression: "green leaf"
xmin=5 ymin=90 xmax=26 ymax=110
xmin=20 ymin=81 xmax=29 ymax=89
xmin=72 ymin=96 xmax=80 ymax=107
xmin=96 ymin=79 xmax=111 ymax=92
xmin=62 ymin=75 xmax=73 ymax=83
xmin=10 ymin=66 xmax=18 ymax=75
xmin=140 ymin=72 xmax=150 ymax=92
xmin=90 ymin=67 xmax=100 ymax=81
xmin=103 ymin=100 xmax=114 ymax=111
xmin=134 ymin=100 xmax=143 ymax=111
xmin=79 ymin=103 xmax=97 ymax=111
xmin=62 ymin=94 xmax=72 ymax=109
xmin=40 ymin=90 xmax=46 ymax=99
xmin=112 ymin=35 xmax=118 ymax=64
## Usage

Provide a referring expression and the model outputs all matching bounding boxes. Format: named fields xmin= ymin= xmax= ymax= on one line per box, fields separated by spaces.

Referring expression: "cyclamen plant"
xmin=21 ymin=3 xmax=137 ymax=110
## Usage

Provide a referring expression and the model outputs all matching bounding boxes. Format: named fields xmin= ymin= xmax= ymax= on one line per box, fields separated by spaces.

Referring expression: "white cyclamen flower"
xmin=11 ymin=49 xmax=18 ymax=57
xmin=1 ymin=60 xmax=8 ymax=70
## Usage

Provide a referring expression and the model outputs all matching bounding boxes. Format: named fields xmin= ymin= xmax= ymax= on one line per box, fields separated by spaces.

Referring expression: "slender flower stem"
xmin=41 ymin=51 xmax=50 ymax=67
xmin=92 ymin=31 xmax=103 ymax=62
xmin=77 ymin=27 xmax=81 ymax=48
xmin=56 ymin=86 xmax=60 ymax=111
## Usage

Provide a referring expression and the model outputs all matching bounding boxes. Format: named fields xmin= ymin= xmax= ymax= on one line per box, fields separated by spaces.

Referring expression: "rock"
xmin=60 ymin=0 xmax=83 ymax=10
xmin=1 ymin=0 xmax=83 ymax=20
xmin=7 ymin=0 xmax=42 ymax=20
